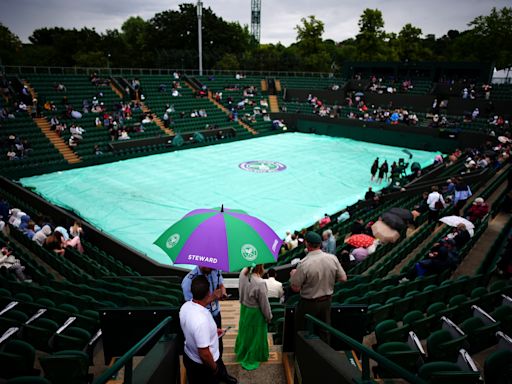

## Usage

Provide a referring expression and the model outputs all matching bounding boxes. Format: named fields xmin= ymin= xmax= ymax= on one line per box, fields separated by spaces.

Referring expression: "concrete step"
xmin=33 ymin=115 xmax=81 ymax=164
xmin=223 ymin=351 xmax=282 ymax=366
xmin=223 ymin=335 xmax=276 ymax=349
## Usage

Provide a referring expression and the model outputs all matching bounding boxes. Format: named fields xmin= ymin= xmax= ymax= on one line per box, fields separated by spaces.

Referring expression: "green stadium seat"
xmin=491 ymin=305 xmax=512 ymax=335
xmin=14 ymin=293 xmax=33 ymax=303
xmin=0 ymin=340 xmax=37 ymax=379
xmin=35 ymin=298 xmax=56 ymax=308
xmin=374 ymin=341 xmax=422 ymax=377
xmin=427 ymin=302 xmax=446 ymax=317
xmin=489 ymin=280 xmax=508 ymax=292
xmin=375 ymin=320 xmax=410 ymax=345
xmin=21 ymin=318 xmax=59 ymax=352
xmin=426 ymin=329 xmax=468 ymax=362
xmin=459 ymin=316 xmax=501 ymax=353
xmin=402 ymin=310 xmax=435 ymax=338
xmin=0 ymin=310 xmax=29 ymax=331
xmin=40 ymin=350 xmax=89 ymax=384
xmin=52 ymin=326 xmax=91 ymax=352
xmin=6 ymin=377 xmax=51 ymax=384
xmin=484 ymin=349 xmax=512 ymax=384
xmin=418 ymin=361 xmax=480 ymax=384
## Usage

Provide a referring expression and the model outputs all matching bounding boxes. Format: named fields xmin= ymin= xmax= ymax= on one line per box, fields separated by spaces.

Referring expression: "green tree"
xmin=0 ymin=23 xmax=22 ymax=64
xmin=216 ymin=53 xmax=240 ymax=70
xmin=293 ymin=16 xmax=334 ymax=71
xmin=466 ymin=7 xmax=512 ymax=69
xmin=295 ymin=15 xmax=325 ymax=54
xmin=72 ymin=50 xmax=108 ymax=67
xmin=358 ymin=8 xmax=385 ymax=36
xmin=396 ymin=23 xmax=431 ymax=61
xmin=354 ymin=9 xmax=393 ymax=61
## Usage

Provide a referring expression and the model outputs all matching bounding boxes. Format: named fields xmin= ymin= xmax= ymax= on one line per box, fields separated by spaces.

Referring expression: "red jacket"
xmin=467 ymin=203 xmax=489 ymax=222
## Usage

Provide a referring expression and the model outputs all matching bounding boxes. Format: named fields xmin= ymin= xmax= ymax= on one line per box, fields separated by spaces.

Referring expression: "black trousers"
xmin=295 ymin=297 xmax=332 ymax=343
xmin=183 ymin=352 xmax=229 ymax=384
xmin=213 ymin=312 xmax=223 ymax=356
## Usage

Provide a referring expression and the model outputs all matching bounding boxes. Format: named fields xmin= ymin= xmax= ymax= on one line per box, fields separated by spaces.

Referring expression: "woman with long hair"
xmin=235 ymin=264 xmax=272 ymax=370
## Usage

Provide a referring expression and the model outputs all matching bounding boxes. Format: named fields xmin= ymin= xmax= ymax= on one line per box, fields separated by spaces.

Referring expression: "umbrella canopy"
xmin=371 ymin=220 xmax=400 ymax=244
xmin=386 ymin=208 xmax=414 ymax=222
xmin=351 ymin=247 xmax=369 ymax=262
xmin=381 ymin=212 xmax=406 ymax=231
xmin=345 ymin=234 xmax=375 ymax=248
xmin=439 ymin=215 xmax=475 ymax=230
xmin=154 ymin=207 xmax=282 ymax=271
xmin=411 ymin=162 xmax=421 ymax=172
xmin=355 ymin=91 xmax=364 ymax=97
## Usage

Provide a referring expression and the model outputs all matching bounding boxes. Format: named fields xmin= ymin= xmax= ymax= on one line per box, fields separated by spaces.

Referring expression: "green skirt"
xmin=235 ymin=304 xmax=269 ymax=370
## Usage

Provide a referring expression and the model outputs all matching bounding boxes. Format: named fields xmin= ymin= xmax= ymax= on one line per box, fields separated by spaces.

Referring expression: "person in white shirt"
xmin=288 ymin=234 xmax=299 ymax=250
xmin=426 ymin=185 xmax=445 ymax=223
xmin=180 ymin=275 xmax=237 ymax=384
xmin=265 ymin=269 xmax=284 ymax=301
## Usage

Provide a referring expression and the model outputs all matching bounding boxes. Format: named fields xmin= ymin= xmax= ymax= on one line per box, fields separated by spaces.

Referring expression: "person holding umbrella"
xmin=235 ymin=264 xmax=272 ymax=370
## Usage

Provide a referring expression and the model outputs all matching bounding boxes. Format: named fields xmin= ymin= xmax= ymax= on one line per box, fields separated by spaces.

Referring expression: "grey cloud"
xmin=0 ymin=0 xmax=509 ymax=44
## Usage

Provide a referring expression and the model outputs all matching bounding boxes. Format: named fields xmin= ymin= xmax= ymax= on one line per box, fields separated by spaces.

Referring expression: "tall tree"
xmin=354 ymin=9 xmax=394 ymax=61
xmin=294 ymin=16 xmax=332 ymax=71
xmin=396 ymin=23 xmax=431 ymax=61
xmin=466 ymin=7 xmax=512 ymax=69
xmin=0 ymin=23 xmax=22 ymax=65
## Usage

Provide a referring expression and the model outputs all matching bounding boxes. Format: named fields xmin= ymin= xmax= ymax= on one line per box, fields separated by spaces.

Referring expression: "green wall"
xmin=296 ymin=120 xmax=457 ymax=153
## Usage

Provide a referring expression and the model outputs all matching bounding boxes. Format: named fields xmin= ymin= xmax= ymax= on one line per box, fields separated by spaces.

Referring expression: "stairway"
xmin=275 ymin=80 xmax=282 ymax=93
xmin=23 ymin=81 xmax=38 ymax=101
xmin=34 ymin=117 xmax=81 ymax=164
xmin=269 ymin=95 xmax=280 ymax=113
xmin=206 ymin=91 xmax=258 ymax=135
xmin=261 ymin=79 xmax=268 ymax=92
xmin=109 ymin=81 xmax=125 ymax=99
xmin=23 ymin=81 xmax=38 ymax=115
xmin=140 ymin=103 xmax=174 ymax=135
xmin=179 ymin=300 xmax=286 ymax=383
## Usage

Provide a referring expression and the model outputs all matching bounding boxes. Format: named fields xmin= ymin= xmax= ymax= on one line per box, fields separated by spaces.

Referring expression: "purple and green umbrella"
xmin=153 ymin=207 xmax=282 ymax=271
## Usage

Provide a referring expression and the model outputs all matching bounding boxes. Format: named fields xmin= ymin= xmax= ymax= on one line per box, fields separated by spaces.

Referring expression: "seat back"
xmin=484 ymin=349 xmax=512 ymax=384
xmin=6 ymin=376 xmax=51 ymax=384
xmin=375 ymin=341 xmax=422 ymax=377
xmin=40 ymin=351 xmax=89 ymax=384
xmin=0 ymin=339 xmax=36 ymax=378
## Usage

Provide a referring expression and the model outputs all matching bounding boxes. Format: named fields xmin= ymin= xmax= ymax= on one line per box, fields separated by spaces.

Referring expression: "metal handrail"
xmin=2 ymin=64 xmax=336 ymax=78
xmin=93 ymin=316 xmax=173 ymax=384
xmin=305 ymin=315 xmax=427 ymax=384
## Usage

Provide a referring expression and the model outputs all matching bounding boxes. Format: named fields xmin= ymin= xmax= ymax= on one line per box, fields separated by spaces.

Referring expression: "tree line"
xmin=0 ymin=4 xmax=510 ymax=72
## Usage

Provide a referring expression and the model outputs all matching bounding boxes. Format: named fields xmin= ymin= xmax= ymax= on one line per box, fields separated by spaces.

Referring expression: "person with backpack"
xmin=427 ymin=186 xmax=445 ymax=223
xmin=453 ymin=178 xmax=472 ymax=215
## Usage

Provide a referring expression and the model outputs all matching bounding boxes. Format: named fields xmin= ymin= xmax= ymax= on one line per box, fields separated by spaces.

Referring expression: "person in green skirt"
xmin=235 ymin=264 xmax=272 ymax=370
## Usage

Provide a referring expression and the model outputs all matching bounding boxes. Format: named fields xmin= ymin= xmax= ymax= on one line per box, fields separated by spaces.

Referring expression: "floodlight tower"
xmin=251 ymin=0 xmax=261 ymax=43
xmin=197 ymin=1 xmax=203 ymax=76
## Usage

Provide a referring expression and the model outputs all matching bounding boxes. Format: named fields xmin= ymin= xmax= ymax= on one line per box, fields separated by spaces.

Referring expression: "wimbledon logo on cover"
xmin=239 ymin=160 xmax=287 ymax=173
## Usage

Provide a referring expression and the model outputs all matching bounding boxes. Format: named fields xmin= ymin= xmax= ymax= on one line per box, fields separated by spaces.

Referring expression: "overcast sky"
xmin=0 ymin=0 xmax=509 ymax=44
